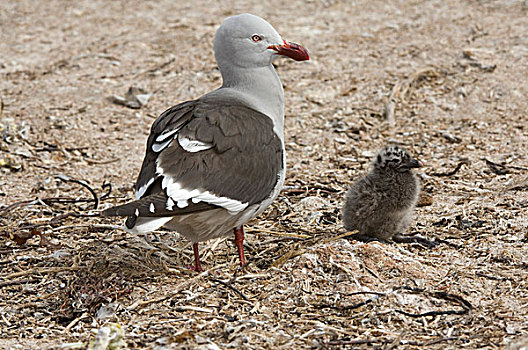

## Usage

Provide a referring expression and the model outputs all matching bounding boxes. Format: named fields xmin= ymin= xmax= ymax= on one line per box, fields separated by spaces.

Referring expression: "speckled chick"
xmin=343 ymin=145 xmax=421 ymax=241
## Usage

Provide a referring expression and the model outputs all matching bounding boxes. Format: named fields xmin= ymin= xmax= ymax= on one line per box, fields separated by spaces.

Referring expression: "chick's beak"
xmin=405 ymin=158 xmax=422 ymax=169
xmin=268 ymin=40 xmax=309 ymax=61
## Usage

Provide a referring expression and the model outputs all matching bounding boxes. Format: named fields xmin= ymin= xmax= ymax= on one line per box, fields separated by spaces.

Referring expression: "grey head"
xmin=213 ymin=13 xmax=309 ymax=70
xmin=373 ymin=145 xmax=421 ymax=173
xmin=210 ymin=13 xmax=309 ymax=139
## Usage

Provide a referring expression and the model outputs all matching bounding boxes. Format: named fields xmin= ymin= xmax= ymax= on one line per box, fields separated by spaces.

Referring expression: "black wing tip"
xmin=125 ymin=215 xmax=137 ymax=229
xmin=100 ymin=205 xmax=134 ymax=217
xmin=100 ymin=207 xmax=137 ymax=229
xmin=100 ymin=208 xmax=116 ymax=217
xmin=101 ymin=208 xmax=123 ymax=217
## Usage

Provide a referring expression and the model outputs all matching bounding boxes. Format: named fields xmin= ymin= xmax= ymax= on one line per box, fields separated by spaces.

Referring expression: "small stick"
xmin=395 ymin=308 xmax=467 ymax=318
xmin=326 ymin=336 xmax=460 ymax=347
xmin=82 ymin=157 xmax=119 ymax=165
xmin=50 ymin=223 xmax=120 ymax=232
xmin=484 ymin=158 xmax=511 ymax=175
xmin=134 ymin=57 xmax=176 ymax=77
xmin=430 ymin=161 xmax=469 ymax=177
xmin=55 ymin=174 xmax=99 ymax=209
xmin=326 ymin=339 xmax=389 ymax=346
xmin=64 ymin=312 xmax=89 ymax=333
xmin=43 ymin=198 xmax=96 ymax=204
xmin=316 ymin=291 xmax=386 ymax=297
xmin=392 ymin=233 xmax=439 ymax=248
xmin=2 ymin=266 xmax=80 ymax=279
xmin=316 ymin=294 xmax=384 ymax=310
xmin=209 ymin=277 xmax=250 ymax=301
xmin=246 ymin=228 xmax=310 ymax=239
xmin=0 ymin=199 xmax=39 ymax=215
xmin=0 ymin=278 xmax=39 ymax=288
xmin=392 ymin=286 xmax=472 ymax=317
xmin=100 ymin=182 xmax=113 ymax=200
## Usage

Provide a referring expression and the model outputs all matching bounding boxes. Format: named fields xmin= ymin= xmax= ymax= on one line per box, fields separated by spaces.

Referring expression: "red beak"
xmin=268 ymin=40 xmax=309 ymax=61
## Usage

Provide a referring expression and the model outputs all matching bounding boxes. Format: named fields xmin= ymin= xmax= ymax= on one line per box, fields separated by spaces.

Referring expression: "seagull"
xmin=342 ymin=145 xmax=435 ymax=246
xmin=102 ymin=13 xmax=309 ymax=271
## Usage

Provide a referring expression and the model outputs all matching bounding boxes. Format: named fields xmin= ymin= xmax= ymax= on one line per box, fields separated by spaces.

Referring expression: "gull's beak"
xmin=268 ymin=40 xmax=309 ymax=61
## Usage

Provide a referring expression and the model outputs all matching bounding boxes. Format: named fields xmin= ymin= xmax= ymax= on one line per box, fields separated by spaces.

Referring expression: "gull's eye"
xmin=251 ymin=34 xmax=262 ymax=42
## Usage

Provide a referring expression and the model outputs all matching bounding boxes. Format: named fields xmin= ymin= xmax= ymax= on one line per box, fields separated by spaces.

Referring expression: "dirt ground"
xmin=1 ymin=0 xmax=528 ymax=349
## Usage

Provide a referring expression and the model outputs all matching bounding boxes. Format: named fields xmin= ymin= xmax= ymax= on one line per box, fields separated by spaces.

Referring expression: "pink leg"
xmin=189 ymin=242 xmax=204 ymax=272
xmin=234 ymin=226 xmax=246 ymax=267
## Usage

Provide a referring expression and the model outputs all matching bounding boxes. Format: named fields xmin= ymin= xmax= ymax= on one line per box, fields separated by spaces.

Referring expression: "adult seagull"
xmin=102 ymin=13 xmax=309 ymax=271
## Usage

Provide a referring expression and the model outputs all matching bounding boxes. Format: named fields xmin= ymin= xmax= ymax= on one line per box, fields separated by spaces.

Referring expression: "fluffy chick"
xmin=343 ymin=145 xmax=424 ymax=243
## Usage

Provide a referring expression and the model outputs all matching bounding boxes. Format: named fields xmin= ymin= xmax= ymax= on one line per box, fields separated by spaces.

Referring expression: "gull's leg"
xmin=234 ymin=226 xmax=246 ymax=267
xmin=188 ymin=242 xmax=204 ymax=272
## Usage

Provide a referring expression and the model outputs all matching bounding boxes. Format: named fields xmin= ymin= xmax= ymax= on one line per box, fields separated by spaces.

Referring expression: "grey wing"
xmin=102 ymin=100 xmax=284 ymax=219
xmin=134 ymin=100 xmax=197 ymax=200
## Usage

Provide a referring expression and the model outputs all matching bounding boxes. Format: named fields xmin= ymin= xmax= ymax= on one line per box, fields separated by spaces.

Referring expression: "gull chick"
xmin=343 ymin=145 xmax=428 ymax=244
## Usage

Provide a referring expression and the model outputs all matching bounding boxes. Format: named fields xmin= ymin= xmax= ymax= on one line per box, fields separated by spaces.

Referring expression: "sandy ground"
xmin=1 ymin=0 xmax=528 ymax=349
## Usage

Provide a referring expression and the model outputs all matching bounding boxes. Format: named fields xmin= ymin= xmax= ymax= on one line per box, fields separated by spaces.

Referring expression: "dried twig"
xmin=246 ymin=228 xmax=310 ymax=239
xmin=484 ymin=160 xmax=508 ymax=175
xmin=147 ymin=57 xmax=176 ymax=73
xmin=506 ymin=177 xmax=528 ymax=191
xmin=55 ymin=174 xmax=99 ymax=209
xmin=0 ymin=199 xmax=39 ymax=216
xmin=316 ymin=294 xmax=384 ymax=310
xmin=392 ymin=233 xmax=439 ymax=248
xmin=316 ymin=286 xmax=472 ymax=318
xmin=317 ymin=291 xmax=386 ymax=297
xmin=134 ymin=57 xmax=176 ymax=77
xmin=430 ymin=160 xmax=469 ymax=177
xmin=42 ymin=197 xmax=97 ymax=204
xmin=0 ymin=278 xmax=39 ymax=288
xmin=394 ymin=286 xmax=473 ymax=317
xmin=100 ymin=182 xmax=113 ymax=200
xmin=82 ymin=156 xmax=120 ymax=165
xmin=173 ymin=306 xmax=214 ymax=313
xmin=484 ymin=159 xmax=510 ymax=175
xmin=326 ymin=338 xmax=388 ymax=346
xmin=209 ymin=277 xmax=250 ymax=301
xmin=64 ymin=312 xmax=89 ymax=333
xmin=2 ymin=266 xmax=80 ymax=279
xmin=326 ymin=336 xmax=460 ymax=347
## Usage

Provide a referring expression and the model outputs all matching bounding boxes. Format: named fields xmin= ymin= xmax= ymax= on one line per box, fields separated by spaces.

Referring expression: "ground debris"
xmin=384 ymin=67 xmax=443 ymax=126
xmin=461 ymin=47 xmax=497 ymax=72
xmin=109 ymin=86 xmax=152 ymax=109
xmin=1 ymin=0 xmax=527 ymax=348
xmin=87 ymin=323 xmax=126 ymax=350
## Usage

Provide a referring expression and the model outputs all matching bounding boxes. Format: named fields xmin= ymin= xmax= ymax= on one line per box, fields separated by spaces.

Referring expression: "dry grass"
xmin=1 ymin=0 xmax=528 ymax=349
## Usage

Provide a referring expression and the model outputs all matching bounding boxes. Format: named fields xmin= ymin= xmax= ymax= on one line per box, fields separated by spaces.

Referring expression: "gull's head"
xmin=214 ymin=13 xmax=309 ymax=69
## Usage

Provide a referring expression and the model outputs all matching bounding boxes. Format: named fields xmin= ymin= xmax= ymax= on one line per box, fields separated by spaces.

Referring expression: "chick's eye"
xmin=251 ymin=34 xmax=262 ymax=42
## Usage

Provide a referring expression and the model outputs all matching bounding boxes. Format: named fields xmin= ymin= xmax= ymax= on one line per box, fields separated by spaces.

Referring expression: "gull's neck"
xmin=207 ymin=64 xmax=285 ymax=139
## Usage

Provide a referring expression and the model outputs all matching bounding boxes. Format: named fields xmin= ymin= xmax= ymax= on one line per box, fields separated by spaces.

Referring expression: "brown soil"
xmin=1 ymin=0 xmax=527 ymax=349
